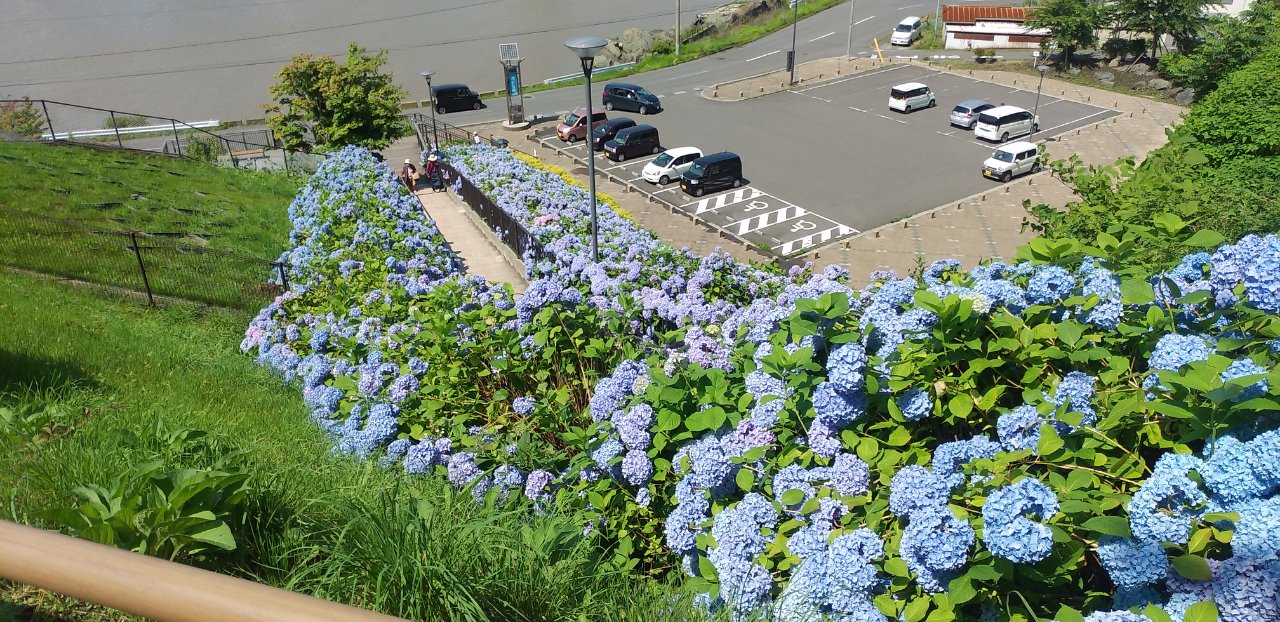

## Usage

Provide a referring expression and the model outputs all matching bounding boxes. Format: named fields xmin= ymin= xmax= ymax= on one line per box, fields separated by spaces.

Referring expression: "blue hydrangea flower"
xmin=982 ymin=478 xmax=1059 ymax=563
xmin=931 ymin=436 xmax=1000 ymax=489
xmin=622 ymin=449 xmax=654 ymax=486
xmin=1220 ymin=358 xmax=1268 ymax=402
xmin=1026 ymin=265 xmax=1077 ymax=305
xmin=897 ymin=388 xmax=932 ymax=421
xmin=1143 ymin=333 xmax=1214 ymax=395
xmin=1045 ymin=371 xmax=1098 ymax=428
xmin=997 ymin=405 xmax=1044 ymax=452
xmin=899 ymin=505 xmax=974 ymax=592
xmin=1128 ymin=453 xmax=1207 ymax=545
xmin=1096 ymin=536 xmax=1168 ymax=590
xmin=1082 ymin=612 xmax=1154 ymax=622
xmin=1212 ymin=554 xmax=1280 ymax=622
xmin=512 ymin=396 xmax=536 ymax=416
xmin=831 ymin=453 xmax=871 ymax=497
xmin=524 ymin=469 xmax=555 ymax=502
xmin=889 ymin=466 xmax=950 ymax=518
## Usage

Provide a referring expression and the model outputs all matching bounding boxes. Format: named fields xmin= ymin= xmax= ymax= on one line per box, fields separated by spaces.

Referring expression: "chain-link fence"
xmin=0 ymin=210 xmax=287 ymax=310
xmin=0 ymin=99 xmax=323 ymax=174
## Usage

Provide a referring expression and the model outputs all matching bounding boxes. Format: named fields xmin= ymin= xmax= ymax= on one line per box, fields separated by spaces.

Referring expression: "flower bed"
xmin=245 ymin=145 xmax=1280 ymax=622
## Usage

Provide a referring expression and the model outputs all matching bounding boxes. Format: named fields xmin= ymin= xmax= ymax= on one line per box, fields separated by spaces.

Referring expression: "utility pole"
xmin=846 ymin=0 xmax=857 ymax=58
xmin=788 ymin=0 xmax=799 ymax=85
xmin=676 ymin=0 xmax=682 ymax=57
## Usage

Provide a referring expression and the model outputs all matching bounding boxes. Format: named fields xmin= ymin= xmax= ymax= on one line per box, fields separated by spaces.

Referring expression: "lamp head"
xmin=420 ymin=70 xmax=435 ymax=82
xmin=1036 ymin=64 xmax=1050 ymax=73
xmin=564 ymin=36 xmax=608 ymax=60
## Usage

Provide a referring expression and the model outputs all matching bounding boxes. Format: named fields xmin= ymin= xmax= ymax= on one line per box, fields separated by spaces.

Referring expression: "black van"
xmin=603 ymin=125 xmax=660 ymax=161
xmin=432 ymin=84 xmax=483 ymax=114
xmin=681 ymin=152 xmax=743 ymax=197
xmin=602 ymin=83 xmax=662 ymax=115
xmin=591 ymin=117 xmax=636 ymax=151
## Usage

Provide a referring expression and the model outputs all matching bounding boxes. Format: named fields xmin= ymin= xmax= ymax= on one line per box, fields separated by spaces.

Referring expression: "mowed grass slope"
xmin=0 ymin=141 xmax=297 ymax=259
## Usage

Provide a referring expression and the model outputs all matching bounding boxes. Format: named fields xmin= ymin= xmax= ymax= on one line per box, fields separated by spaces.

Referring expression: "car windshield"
xmin=992 ymin=150 xmax=1015 ymax=163
xmin=564 ymin=113 xmax=580 ymax=125
xmin=653 ymin=153 xmax=673 ymax=166
xmin=688 ymin=162 xmax=706 ymax=176
xmin=593 ymin=125 xmax=609 ymax=136
xmin=614 ymin=132 xmax=630 ymax=144
xmin=977 ymin=113 xmax=1000 ymax=126
xmin=895 ymin=24 xmax=913 ymax=32
xmin=635 ymin=87 xmax=654 ymax=98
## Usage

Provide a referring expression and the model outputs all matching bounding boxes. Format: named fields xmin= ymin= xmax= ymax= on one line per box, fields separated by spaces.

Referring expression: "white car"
xmin=982 ymin=141 xmax=1041 ymax=182
xmin=888 ymin=82 xmax=935 ymax=113
xmin=642 ymin=146 xmax=703 ymax=185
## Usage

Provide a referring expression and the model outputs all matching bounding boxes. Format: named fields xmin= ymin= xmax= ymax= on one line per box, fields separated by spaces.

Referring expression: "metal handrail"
xmin=0 ymin=520 xmax=405 ymax=622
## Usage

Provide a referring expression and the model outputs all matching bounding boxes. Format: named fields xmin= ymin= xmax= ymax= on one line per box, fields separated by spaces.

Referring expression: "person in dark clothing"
xmin=424 ymin=154 xmax=442 ymax=193
xmin=400 ymin=159 xmax=418 ymax=191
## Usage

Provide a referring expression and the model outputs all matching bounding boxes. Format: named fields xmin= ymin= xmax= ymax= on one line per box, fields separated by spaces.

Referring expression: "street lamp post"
xmin=1031 ymin=64 xmax=1050 ymax=139
xmin=420 ymin=70 xmax=440 ymax=152
xmin=676 ymin=0 xmax=682 ymax=57
xmin=789 ymin=0 xmax=800 ymax=85
xmin=564 ymin=36 xmax=608 ymax=264
xmin=846 ymin=0 xmax=857 ymax=58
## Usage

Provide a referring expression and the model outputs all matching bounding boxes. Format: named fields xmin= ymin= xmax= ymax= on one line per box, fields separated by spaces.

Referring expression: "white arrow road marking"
xmin=733 ymin=206 xmax=808 ymax=235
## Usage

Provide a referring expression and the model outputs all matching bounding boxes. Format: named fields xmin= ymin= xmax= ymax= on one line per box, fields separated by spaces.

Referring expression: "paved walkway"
xmin=404 ymin=56 xmax=1184 ymax=287
xmin=383 ymin=138 xmax=529 ymax=295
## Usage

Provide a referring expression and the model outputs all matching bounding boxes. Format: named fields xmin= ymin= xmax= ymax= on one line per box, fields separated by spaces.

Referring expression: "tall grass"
xmin=0 ymin=271 xmax=713 ymax=621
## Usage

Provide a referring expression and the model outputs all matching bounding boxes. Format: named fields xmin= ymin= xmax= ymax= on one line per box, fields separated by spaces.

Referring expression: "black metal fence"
xmin=409 ymin=113 xmax=520 ymax=152
xmin=441 ymin=163 xmax=549 ymax=264
xmin=0 ymin=99 xmax=323 ymax=173
xmin=0 ymin=211 xmax=287 ymax=310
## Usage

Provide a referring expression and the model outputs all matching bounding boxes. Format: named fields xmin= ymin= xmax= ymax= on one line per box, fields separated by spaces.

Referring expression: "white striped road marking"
xmin=810 ymin=32 xmax=835 ymax=42
xmin=683 ymin=187 xmax=764 ymax=214
xmin=733 ymin=205 xmax=808 ymax=235
xmin=775 ymin=224 xmax=858 ymax=255
xmin=853 ymin=15 xmax=874 ymax=26
xmin=673 ymin=90 xmax=687 ymax=95
xmin=746 ymin=50 xmax=781 ymax=62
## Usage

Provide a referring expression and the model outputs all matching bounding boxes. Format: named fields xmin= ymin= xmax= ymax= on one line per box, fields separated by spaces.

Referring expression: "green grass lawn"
xmin=0 ymin=272 xmax=708 ymax=622
xmin=0 ymin=142 xmax=300 ymax=309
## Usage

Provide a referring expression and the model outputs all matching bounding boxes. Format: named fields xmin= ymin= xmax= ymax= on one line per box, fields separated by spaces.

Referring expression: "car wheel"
xmin=436 ymin=105 xmax=446 ymax=114
xmin=693 ymin=187 xmax=704 ymax=197
xmin=616 ymin=152 xmax=625 ymax=162
xmin=652 ymin=146 xmax=661 ymax=154
xmin=968 ymin=120 xmax=977 ymax=130
xmin=605 ymin=101 xmax=614 ymax=111
xmin=904 ymin=105 xmax=912 ymax=113
xmin=1031 ymin=162 xmax=1042 ymax=173
xmin=472 ymin=102 xmax=482 ymax=110
xmin=1032 ymin=123 xmax=1040 ymax=132
xmin=659 ymin=175 xmax=669 ymax=185
xmin=1000 ymin=171 xmax=1011 ymax=182
xmin=1001 ymin=132 xmax=1009 ymax=142
xmin=733 ymin=178 xmax=743 ymax=188
xmin=639 ymin=105 xmax=648 ymax=115
xmin=929 ymin=99 xmax=936 ymax=108
xmin=566 ymin=134 xmax=577 ymax=143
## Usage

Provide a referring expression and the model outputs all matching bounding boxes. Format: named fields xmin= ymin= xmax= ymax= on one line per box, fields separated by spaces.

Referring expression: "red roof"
xmin=941 ymin=5 xmax=1033 ymax=23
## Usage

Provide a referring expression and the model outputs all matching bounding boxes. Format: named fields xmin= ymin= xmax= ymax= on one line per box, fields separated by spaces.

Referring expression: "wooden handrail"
xmin=0 ymin=520 xmax=406 ymax=622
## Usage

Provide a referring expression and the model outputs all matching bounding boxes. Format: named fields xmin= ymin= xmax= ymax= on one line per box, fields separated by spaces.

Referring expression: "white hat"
xmin=427 ymin=154 xmax=438 ymax=162
xmin=404 ymin=159 xmax=412 ymax=164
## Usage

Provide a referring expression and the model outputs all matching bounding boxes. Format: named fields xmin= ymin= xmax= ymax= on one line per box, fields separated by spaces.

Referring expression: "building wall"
xmin=943 ymin=20 xmax=1049 ymax=49
xmin=1206 ymin=0 xmax=1253 ymax=17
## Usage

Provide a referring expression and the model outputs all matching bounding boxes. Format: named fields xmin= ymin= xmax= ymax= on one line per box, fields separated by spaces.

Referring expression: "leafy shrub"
xmin=1102 ymin=37 xmax=1148 ymax=60
xmin=1156 ymin=4 xmax=1280 ymax=99
xmin=185 ymin=133 xmax=227 ymax=163
xmin=1179 ymin=47 xmax=1280 ymax=161
xmin=510 ymin=150 xmax=634 ymax=223
xmin=0 ymin=98 xmax=44 ymax=139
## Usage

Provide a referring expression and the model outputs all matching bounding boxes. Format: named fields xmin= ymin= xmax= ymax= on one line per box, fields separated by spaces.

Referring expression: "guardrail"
xmin=0 ymin=520 xmax=405 ymax=622
xmin=543 ymin=62 xmax=635 ymax=85
xmin=42 ymin=120 xmax=220 ymax=140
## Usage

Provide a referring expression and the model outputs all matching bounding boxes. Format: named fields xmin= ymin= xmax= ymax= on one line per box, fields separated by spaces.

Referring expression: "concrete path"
xmin=382 ymin=137 xmax=529 ymax=296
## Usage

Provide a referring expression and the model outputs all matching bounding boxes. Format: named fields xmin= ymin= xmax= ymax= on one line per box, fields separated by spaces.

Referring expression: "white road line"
xmin=667 ymin=70 xmax=709 ymax=80
xmin=673 ymin=90 xmax=687 ymax=95
xmin=652 ymin=187 xmax=679 ymax=194
xmin=853 ymin=15 xmax=874 ymax=26
xmin=746 ymin=50 xmax=781 ymax=62
xmin=849 ymin=105 xmax=868 ymax=112
xmin=810 ymin=31 xmax=836 ymax=42
xmin=1037 ymin=109 xmax=1112 ymax=135
xmin=794 ymin=64 xmax=908 ymax=92
xmin=876 ymin=113 xmax=908 ymax=124
xmin=775 ymin=224 xmax=859 ymax=255
xmin=897 ymin=3 xmax=922 ymax=9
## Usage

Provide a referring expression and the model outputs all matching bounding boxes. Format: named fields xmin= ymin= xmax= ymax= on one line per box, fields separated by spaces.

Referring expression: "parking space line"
xmin=681 ymin=187 xmax=764 ymax=213
xmin=651 ymin=187 xmax=679 ymax=195
xmin=1037 ymin=109 xmax=1112 ymax=135
xmin=876 ymin=113 xmax=908 ymax=124
xmin=775 ymin=224 xmax=858 ymax=256
xmin=746 ymin=50 xmax=781 ymax=62
xmin=732 ymin=206 xmax=808 ymax=235
xmin=810 ymin=32 xmax=836 ymax=42
xmin=849 ymin=105 xmax=868 ymax=113
xmin=673 ymin=90 xmax=687 ymax=95
xmin=794 ymin=64 xmax=908 ymax=92
xmin=853 ymin=15 xmax=874 ymax=26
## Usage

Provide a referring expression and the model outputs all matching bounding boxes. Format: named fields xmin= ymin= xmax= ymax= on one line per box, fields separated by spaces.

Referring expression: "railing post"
xmin=171 ymin=120 xmax=182 ymax=157
xmin=227 ymin=137 xmax=239 ymax=168
xmin=129 ymin=231 xmax=155 ymax=306
xmin=39 ymin=100 xmax=55 ymax=141
xmin=109 ymin=110 xmax=124 ymax=147
xmin=274 ymin=261 xmax=290 ymax=290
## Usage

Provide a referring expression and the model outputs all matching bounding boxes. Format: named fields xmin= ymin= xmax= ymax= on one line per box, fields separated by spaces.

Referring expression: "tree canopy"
xmin=265 ymin=43 xmax=410 ymax=153
xmin=1026 ymin=0 xmax=1103 ymax=65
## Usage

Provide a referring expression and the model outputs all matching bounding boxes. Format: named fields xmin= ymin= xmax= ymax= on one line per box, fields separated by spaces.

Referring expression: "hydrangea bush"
xmin=245 ymin=146 xmax=1280 ymax=622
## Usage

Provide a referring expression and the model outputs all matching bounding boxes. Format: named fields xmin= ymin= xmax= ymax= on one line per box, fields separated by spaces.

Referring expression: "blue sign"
xmin=507 ymin=69 xmax=520 ymax=96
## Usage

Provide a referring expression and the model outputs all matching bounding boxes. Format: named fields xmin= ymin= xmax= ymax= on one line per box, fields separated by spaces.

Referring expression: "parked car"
xmin=949 ymin=100 xmax=995 ymax=129
xmin=974 ymin=105 xmax=1039 ymax=142
xmin=681 ymin=152 xmax=743 ymax=197
xmin=602 ymin=83 xmax=662 ymax=115
xmin=432 ymin=84 xmax=483 ymax=113
xmin=604 ymin=124 xmax=661 ymax=161
xmin=590 ymin=117 xmax=636 ymax=151
xmin=888 ymin=82 xmax=935 ymax=113
xmin=982 ymin=140 xmax=1041 ymax=182
xmin=556 ymin=107 xmax=607 ymax=143
xmin=890 ymin=16 xmax=923 ymax=46
xmin=643 ymin=146 xmax=703 ymax=184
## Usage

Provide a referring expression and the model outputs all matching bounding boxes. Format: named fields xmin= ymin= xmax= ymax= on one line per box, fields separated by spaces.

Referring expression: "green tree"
xmin=1026 ymin=0 xmax=1104 ymax=66
xmin=1179 ymin=45 xmax=1280 ymax=160
xmin=1157 ymin=0 xmax=1280 ymax=98
xmin=1112 ymin=0 xmax=1213 ymax=59
xmin=0 ymin=97 xmax=46 ymax=139
xmin=264 ymin=43 xmax=410 ymax=153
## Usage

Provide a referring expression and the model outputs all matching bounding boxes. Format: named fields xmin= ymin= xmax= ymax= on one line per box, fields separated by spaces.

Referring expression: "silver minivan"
xmin=982 ymin=141 xmax=1041 ymax=182
xmin=974 ymin=105 xmax=1040 ymax=142
xmin=888 ymin=82 xmax=935 ymax=113
xmin=891 ymin=17 xmax=923 ymax=46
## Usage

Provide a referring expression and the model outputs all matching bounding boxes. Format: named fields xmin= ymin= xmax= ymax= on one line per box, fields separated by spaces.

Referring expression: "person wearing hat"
xmin=424 ymin=154 xmax=442 ymax=192
xmin=399 ymin=158 xmax=418 ymax=191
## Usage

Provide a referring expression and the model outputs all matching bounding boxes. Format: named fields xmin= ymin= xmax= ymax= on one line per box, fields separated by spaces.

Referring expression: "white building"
xmin=1205 ymin=0 xmax=1254 ymax=17
xmin=941 ymin=5 xmax=1050 ymax=50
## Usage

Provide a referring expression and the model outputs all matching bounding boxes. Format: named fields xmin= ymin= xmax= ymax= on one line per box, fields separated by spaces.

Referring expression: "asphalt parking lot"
xmin=532 ymin=63 xmax=1118 ymax=256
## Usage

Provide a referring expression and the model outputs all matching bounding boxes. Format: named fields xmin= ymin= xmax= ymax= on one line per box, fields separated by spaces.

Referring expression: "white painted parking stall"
xmin=679 ymin=187 xmax=858 ymax=257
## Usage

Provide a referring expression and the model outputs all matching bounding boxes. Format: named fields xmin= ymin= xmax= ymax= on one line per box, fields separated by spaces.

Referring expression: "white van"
xmin=888 ymin=82 xmax=935 ymax=113
xmin=982 ymin=141 xmax=1041 ymax=182
xmin=643 ymin=146 xmax=703 ymax=185
xmin=974 ymin=105 xmax=1040 ymax=142
xmin=891 ymin=17 xmax=923 ymax=46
